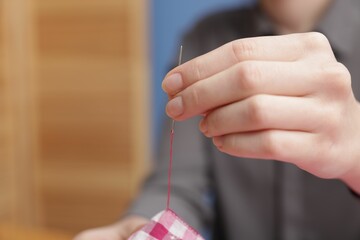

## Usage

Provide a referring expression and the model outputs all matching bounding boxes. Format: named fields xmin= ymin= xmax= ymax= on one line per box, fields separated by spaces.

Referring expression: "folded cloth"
xmin=128 ymin=209 xmax=205 ymax=240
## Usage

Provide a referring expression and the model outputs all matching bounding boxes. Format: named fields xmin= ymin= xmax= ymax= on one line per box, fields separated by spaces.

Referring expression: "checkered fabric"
xmin=128 ymin=209 xmax=204 ymax=240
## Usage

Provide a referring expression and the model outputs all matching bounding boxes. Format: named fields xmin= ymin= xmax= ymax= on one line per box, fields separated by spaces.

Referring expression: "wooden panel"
xmin=36 ymin=0 xmax=149 ymax=233
xmin=0 ymin=0 xmax=149 ymax=234
xmin=0 ymin=0 xmax=10 ymax=222
xmin=0 ymin=223 xmax=72 ymax=240
xmin=126 ymin=1 xmax=151 ymax=196
xmin=1 ymin=0 xmax=42 ymax=226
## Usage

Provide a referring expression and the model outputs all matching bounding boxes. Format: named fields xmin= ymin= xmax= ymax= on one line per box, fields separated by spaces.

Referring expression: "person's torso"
xmin=183 ymin=4 xmax=360 ymax=239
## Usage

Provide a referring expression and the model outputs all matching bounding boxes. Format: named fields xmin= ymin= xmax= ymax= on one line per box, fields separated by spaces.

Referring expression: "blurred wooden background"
xmin=0 ymin=0 xmax=149 ymax=236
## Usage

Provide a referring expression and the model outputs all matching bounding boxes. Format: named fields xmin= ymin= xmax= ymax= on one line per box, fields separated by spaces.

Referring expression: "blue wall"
xmin=150 ymin=0 xmax=255 ymax=147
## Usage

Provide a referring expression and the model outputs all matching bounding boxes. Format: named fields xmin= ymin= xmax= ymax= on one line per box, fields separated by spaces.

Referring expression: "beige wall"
xmin=0 ymin=0 xmax=149 ymax=234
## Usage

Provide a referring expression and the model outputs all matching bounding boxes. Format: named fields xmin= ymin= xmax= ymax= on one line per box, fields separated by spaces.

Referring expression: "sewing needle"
xmin=171 ymin=45 xmax=183 ymax=131
xmin=167 ymin=46 xmax=183 ymax=209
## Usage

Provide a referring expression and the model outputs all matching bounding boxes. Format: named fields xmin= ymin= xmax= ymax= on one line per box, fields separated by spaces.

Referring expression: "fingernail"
xmin=166 ymin=96 xmax=184 ymax=118
xmin=213 ymin=137 xmax=223 ymax=148
xmin=199 ymin=119 xmax=209 ymax=135
xmin=162 ymin=73 xmax=183 ymax=94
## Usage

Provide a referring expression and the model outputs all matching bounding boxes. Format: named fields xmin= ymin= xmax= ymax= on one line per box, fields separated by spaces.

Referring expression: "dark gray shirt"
xmin=129 ymin=0 xmax=360 ymax=239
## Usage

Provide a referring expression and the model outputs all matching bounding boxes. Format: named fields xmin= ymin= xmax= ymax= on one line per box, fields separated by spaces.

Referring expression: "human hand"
xmin=162 ymin=32 xmax=360 ymax=193
xmin=74 ymin=215 xmax=149 ymax=240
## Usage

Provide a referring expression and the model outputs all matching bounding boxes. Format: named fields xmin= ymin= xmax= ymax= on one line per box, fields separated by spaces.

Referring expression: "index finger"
xmin=162 ymin=32 xmax=330 ymax=96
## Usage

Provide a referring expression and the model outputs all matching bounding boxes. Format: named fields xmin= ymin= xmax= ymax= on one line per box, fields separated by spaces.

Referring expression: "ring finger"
xmin=200 ymin=94 xmax=323 ymax=137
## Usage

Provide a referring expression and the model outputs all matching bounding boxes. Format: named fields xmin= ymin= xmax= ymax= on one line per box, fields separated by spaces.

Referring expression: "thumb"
xmin=121 ymin=216 xmax=149 ymax=238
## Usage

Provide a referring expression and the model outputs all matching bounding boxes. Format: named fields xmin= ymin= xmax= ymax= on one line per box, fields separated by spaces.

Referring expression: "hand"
xmin=162 ymin=32 xmax=360 ymax=193
xmin=74 ymin=215 xmax=149 ymax=240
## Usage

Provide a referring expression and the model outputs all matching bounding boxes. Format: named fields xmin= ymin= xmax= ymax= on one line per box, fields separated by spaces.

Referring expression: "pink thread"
xmin=166 ymin=128 xmax=174 ymax=209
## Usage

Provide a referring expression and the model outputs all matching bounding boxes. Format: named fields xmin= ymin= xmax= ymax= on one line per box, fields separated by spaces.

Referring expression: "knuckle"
xmin=302 ymin=32 xmax=331 ymax=51
xmin=332 ymin=63 xmax=352 ymax=94
xmin=188 ymin=83 xmax=203 ymax=109
xmin=232 ymin=39 xmax=257 ymax=61
xmin=234 ymin=61 xmax=260 ymax=92
xmin=191 ymin=57 xmax=206 ymax=80
xmin=322 ymin=62 xmax=352 ymax=97
xmin=247 ymin=96 xmax=269 ymax=126
xmin=261 ymin=131 xmax=280 ymax=157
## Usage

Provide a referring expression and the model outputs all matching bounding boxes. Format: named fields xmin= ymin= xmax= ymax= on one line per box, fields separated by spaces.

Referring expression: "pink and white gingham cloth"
xmin=128 ymin=209 xmax=205 ymax=240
